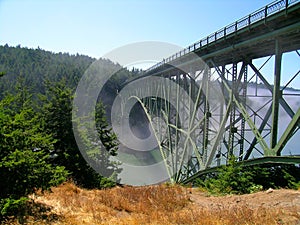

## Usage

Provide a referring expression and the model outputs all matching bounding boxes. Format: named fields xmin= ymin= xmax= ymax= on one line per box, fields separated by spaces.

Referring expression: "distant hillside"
xmin=0 ymin=45 xmax=93 ymax=97
xmin=0 ymin=44 xmax=138 ymax=99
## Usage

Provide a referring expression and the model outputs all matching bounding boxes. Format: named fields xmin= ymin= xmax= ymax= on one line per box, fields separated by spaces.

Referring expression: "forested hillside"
xmin=0 ymin=44 xmax=133 ymax=97
xmin=0 ymin=45 xmax=138 ymax=219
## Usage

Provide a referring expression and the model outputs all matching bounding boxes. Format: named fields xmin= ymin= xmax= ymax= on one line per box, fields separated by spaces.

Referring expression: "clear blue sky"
xmin=0 ymin=0 xmax=299 ymax=88
xmin=0 ymin=0 xmax=272 ymax=58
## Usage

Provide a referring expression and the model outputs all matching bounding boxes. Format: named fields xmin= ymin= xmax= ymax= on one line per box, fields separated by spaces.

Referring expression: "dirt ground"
xmin=189 ymin=188 xmax=300 ymax=224
xmin=3 ymin=183 xmax=300 ymax=225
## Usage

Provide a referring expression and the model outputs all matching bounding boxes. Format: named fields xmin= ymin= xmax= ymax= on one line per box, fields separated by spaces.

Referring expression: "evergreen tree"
xmin=0 ymin=93 xmax=68 ymax=219
xmin=41 ymin=79 xmax=119 ymax=188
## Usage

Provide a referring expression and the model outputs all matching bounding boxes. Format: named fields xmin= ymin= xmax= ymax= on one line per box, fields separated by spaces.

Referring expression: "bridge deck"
xmin=145 ymin=0 xmax=300 ymax=75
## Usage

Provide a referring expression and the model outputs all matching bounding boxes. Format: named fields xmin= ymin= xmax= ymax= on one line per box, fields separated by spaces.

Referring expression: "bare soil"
xmin=189 ymin=188 xmax=300 ymax=224
xmin=3 ymin=183 xmax=300 ymax=225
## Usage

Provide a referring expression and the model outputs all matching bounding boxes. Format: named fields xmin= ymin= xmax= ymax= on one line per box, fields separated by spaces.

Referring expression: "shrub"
xmin=0 ymin=95 xmax=68 ymax=221
xmin=195 ymin=156 xmax=300 ymax=195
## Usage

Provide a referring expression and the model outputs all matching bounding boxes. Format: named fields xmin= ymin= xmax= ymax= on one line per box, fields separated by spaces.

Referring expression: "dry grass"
xmin=3 ymin=182 xmax=300 ymax=225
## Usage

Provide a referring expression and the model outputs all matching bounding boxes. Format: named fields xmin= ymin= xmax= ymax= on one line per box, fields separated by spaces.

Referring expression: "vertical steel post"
xmin=270 ymin=39 xmax=282 ymax=152
xmin=188 ymin=68 xmax=196 ymax=178
xmin=217 ymin=65 xmax=226 ymax=166
xmin=203 ymin=66 xmax=210 ymax=164
xmin=239 ymin=63 xmax=247 ymax=161
xmin=229 ymin=62 xmax=237 ymax=158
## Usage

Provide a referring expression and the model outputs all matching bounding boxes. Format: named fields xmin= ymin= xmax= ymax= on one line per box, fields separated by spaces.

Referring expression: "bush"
xmin=0 ymin=197 xmax=28 ymax=220
xmin=196 ymin=156 xmax=255 ymax=195
xmin=195 ymin=156 xmax=300 ymax=195
xmin=0 ymin=95 xmax=68 ymax=220
xmin=42 ymin=81 xmax=119 ymax=189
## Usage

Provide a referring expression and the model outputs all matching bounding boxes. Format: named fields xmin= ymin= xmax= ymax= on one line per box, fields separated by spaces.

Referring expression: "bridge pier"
xmin=271 ymin=39 xmax=282 ymax=152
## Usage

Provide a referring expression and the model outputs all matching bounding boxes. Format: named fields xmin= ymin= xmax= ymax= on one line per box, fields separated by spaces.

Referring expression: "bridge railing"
xmin=145 ymin=0 xmax=299 ymax=73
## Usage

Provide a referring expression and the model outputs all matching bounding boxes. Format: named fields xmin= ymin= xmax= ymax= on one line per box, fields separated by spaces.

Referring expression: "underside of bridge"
xmin=120 ymin=0 xmax=300 ymax=183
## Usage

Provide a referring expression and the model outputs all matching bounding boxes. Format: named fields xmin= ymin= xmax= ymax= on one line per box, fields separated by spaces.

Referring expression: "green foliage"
xmin=195 ymin=156 xmax=300 ymax=195
xmin=0 ymin=197 xmax=28 ymax=217
xmin=0 ymin=44 xmax=138 ymax=101
xmin=0 ymin=45 xmax=140 ymax=191
xmin=0 ymin=44 xmax=94 ymax=99
xmin=272 ymin=165 xmax=300 ymax=190
xmin=99 ymin=177 xmax=118 ymax=189
xmin=42 ymin=80 xmax=119 ymax=189
xmin=250 ymin=164 xmax=300 ymax=190
xmin=95 ymin=101 xmax=118 ymax=156
xmin=0 ymin=45 xmax=141 ymax=221
xmin=0 ymin=93 xmax=68 ymax=219
xmin=0 ymin=149 xmax=67 ymax=198
xmin=196 ymin=157 xmax=256 ymax=195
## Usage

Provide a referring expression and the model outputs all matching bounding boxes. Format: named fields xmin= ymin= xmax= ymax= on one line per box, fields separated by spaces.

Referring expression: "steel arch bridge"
xmin=119 ymin=0 xmax=300 ymax=183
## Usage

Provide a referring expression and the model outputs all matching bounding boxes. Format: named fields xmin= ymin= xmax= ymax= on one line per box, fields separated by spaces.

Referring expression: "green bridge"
xmin=120 ymin=0 xmax=300 ymax=183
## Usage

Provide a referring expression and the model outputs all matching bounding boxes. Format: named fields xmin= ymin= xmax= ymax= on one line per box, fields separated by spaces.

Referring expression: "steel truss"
xmin=119 ymin=0 xmax=300 ymax=183
xmin=129 ymin=48 xmax=300 ymax=183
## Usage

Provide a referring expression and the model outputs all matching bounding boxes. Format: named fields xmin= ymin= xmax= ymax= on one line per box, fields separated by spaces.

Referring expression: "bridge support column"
xmin=271 ymin=39 xmax=282 ymax=153
xmin=239 ymin=62 xmax=248 ymax=161
xmin=203 ymin=67 xmax=211 ymax=164
xmin=217 ymin=65 xmax=226 ymax=166
xmin=228 ymin=62 xmax=237 ymax=158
